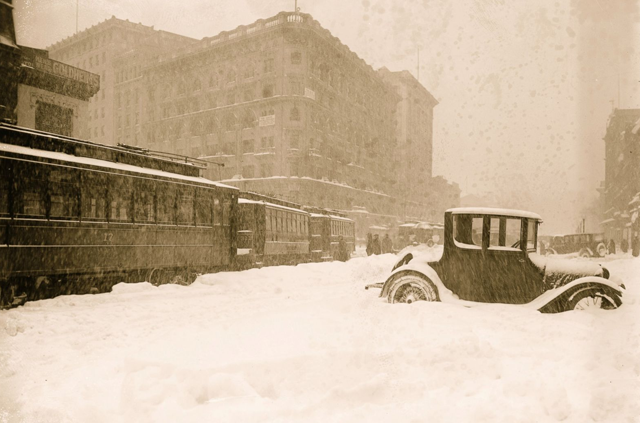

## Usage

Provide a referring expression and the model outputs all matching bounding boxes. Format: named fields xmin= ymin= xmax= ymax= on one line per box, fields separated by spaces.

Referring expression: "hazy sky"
xmin=12 ymin=0 xmax=640 ymax=233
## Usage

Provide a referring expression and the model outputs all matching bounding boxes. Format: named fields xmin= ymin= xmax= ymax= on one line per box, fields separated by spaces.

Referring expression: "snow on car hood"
xmin=529 ymin=253 xmax=605 ymax=289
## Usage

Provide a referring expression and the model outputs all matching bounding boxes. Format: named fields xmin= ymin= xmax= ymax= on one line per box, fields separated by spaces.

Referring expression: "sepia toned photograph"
xmin=1 ymin=0 xmax=639 ymax=421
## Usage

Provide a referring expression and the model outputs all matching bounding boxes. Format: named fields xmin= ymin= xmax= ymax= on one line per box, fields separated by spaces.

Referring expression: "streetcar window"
xmin=49 ymin=168 xmax=79 ymax=219
xmin=82 ymin=172 xmax=107 ymax=220
xmin=195 ymin=188 xmax=213 ymax=226
xmin=266 ymin=209 xmax=272 ymax=231
xmin=109 ymin=177 xmax=132 ymax=222
xmin=177 ymin=186 xmax=195 ymax=225
xmin=134 ymin=179 xmax=155 ymax=223
xmin=213 ymin=198 xmax=221 ymax=225
xmin=222 ymin=199 xmax=231 ymax=226
xmin=157 ymin=183 xmax=176 ymax=224
xmin=271 ymin=213 xmax=277 ymax=240
xmin=16 ymin=163 xmax=46 ymax=217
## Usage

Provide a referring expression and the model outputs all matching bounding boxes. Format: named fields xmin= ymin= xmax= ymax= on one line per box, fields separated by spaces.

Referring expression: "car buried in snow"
xmin=366 ymin=208 xmax=625 ymax=312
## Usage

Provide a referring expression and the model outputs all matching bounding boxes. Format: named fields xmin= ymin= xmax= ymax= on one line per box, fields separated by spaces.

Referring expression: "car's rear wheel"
xmin=546 ymin=248 xmax=557 ymax=256
xmin=579 ymin=248 xmax=591 ymax=258
xmin=389 ymin=274 xmax=439 ymax=304
xmin=568 ymin=288 xmax=621 ymax=311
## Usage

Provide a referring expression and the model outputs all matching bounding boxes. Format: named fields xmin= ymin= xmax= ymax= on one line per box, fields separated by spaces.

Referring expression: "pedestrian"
xmin=539 ymin=240 xmax=547 ymax=256
xmin=366 ymin=233 xmax=373 ymax=256
xmin=372 ymin=234 xmax=382 ymax=255
xmin=382 ymin=234 xmax=393 ymax=254
xmin=632 ymin=234 xmax=640 ymax=257
xmin=607 ymin=239 xmax=616 ymax=255
xmin=621 ymin=238 xmax=629 ymax=253
xmin=337 ymin=236 xmax=349 ymax=262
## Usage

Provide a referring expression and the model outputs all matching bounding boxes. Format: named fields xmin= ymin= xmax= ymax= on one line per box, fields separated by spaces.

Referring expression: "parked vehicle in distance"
xmin=547 ymin=233 xmax=607 ymax=258
xmin=398 ymin=221 xmax=444 ymax=248
xmin=366 ymin=207 xmax=624 ymax=313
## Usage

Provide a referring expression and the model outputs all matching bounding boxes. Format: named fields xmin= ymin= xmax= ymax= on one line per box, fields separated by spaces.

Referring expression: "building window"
xmin=288 ymin=130 xmax=300 ymax=149
xmin=262 ymin=84 xmax=274 ymax=98
xmin=291 ymin=52 xmax=301 ymax=64
xmin=226 ymin=92 xmax=236 ymax=105
xmin=290 ymin=105 xmax=300 ymax=121
xmin=263 ymin=58 xmax=274 ymax=73
xmin=226 ymin=69 xmax=236 ymax=84
xmin=243 ymin=66 xmax=254 ymax=79
xmin=243 ymin=89 xmax=254 ymax=102
xmin=193 ymin=78 xmax=202 ymax=92
xmin=242 ymin=139 xmax=254 ymax=154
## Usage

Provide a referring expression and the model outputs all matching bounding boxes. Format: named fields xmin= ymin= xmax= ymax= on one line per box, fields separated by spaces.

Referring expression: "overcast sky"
xmin=13 ymin=0 xmax=640 ymax=233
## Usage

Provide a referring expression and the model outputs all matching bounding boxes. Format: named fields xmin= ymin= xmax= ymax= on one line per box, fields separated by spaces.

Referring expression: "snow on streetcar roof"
xmin=0 ymin=142 xmax=238 ymax=191
xmin=447 ymin=207 xmax=543 ymax=220
xmin=238 ymin=198 xmax=309 ymax=214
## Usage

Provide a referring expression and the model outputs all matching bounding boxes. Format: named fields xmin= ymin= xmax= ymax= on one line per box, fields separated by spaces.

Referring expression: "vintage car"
xmin=547 ymin=233 xmax=607 ymax=258
xmin=366 ymin=208 xmax=624 ymax=312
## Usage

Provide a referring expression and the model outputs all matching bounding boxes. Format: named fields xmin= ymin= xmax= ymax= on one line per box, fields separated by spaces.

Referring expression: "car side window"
xmin=453 ymin=215 xmax=483 ymax=249
xmin=488 ymin=217 xmax=521 ymax=250
xmin=527 ymin=219 xmax=537 ymax=251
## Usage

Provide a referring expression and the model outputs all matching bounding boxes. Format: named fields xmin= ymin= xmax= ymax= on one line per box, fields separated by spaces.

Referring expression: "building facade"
xmin=601 ymin=108 xmax=640 ymax=247
xmin=1 ymin=1 xmax=99 ymax=137
xmin=47 ymin=17 xmax=195 ymax=144
xmin=46 ymin=11 xmax=460 ymax=240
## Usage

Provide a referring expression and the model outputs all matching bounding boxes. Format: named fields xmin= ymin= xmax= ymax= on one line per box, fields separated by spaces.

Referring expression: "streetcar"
xmin=0 ymin=124 xmax=237 ymax=307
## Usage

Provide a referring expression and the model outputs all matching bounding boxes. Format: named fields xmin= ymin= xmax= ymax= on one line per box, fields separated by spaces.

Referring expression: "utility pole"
xmin=76 ymin=0 xmax=79 ymax=33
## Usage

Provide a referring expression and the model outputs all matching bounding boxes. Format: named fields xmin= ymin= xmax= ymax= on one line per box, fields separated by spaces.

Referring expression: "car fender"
xmin=379 ymin=261 xmax=454 ymax=301
xmin=526 ymin=276 xmax=624 ymax=312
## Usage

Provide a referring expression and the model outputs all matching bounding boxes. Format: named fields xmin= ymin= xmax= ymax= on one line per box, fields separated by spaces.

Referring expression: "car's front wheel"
xmin=389 ymin=274 xmax=439 ymax=304
xmin=568 ymin=288 xmax=621 ymax=311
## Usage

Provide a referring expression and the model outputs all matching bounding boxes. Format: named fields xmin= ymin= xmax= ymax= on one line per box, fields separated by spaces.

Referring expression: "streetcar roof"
xmin=0 ymin=142 xmax=238 ymax=191
xmin=238 ymin=198 xmax=309 ymax=214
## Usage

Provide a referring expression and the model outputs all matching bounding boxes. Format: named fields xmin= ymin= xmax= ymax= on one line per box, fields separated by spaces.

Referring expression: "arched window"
xmin=193 ymin=78 xmax=202 ymax=92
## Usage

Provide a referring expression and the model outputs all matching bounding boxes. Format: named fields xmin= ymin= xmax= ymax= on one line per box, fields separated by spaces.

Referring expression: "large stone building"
xmin=45 ymin=10 xmax=460 ymax=239
xmin=47 ymin=17 xmax=194 ymax=144
xmin=1 ymin=0 xmax=99 ymax=138
xmin=601 ymin=108 xmax=640 ymax=247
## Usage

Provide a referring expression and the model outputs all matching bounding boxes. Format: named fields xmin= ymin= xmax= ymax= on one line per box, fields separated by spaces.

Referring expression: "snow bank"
xmin=1 ymin=252 xmax=638 ymax=422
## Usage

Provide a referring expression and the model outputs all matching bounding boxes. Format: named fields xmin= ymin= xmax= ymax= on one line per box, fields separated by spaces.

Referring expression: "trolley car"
xmin=235 ymin=197 xmax=311 ymax=268
xmin=0 ymin=124 xmax=237 ymax=307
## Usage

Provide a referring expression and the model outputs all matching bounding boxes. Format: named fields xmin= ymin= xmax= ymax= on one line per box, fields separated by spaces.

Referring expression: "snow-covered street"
xmin=1 ymin=249 xmax=639 ymax=423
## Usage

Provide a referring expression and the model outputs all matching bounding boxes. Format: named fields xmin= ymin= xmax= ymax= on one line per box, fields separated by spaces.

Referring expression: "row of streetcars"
xmin=234 ymin=196 xmax=355 ymax=268
xmin=0 ymin=124 xmax=354 ymax=307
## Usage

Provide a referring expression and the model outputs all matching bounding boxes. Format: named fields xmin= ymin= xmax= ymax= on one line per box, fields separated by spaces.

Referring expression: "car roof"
xmin=447 ymin=207 xmax=543 ymax=221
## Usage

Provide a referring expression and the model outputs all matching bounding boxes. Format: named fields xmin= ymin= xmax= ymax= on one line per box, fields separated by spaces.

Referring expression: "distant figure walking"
xmin=607 ymin=239 xmax=616 ymax=255
xmin=632 ymin=235 xmax=640 ymax=257
xmin=372 ymin=234 xmax=382 ymax=255
xmin=366 ymin=233 xmax=373 ymax=256
xmin=539 ymin=241 xmax=547 ymax=256
xmin=337 ymin=236 xmax=349 ymax=262
xmin=621 ymin=238 xmax=629 ymax=253
xmin=382 ymin=234 xmax=393 ymax=254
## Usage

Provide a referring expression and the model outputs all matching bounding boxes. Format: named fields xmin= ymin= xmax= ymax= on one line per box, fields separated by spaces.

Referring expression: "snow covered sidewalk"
xmin=1 ymin=251 xmax=639 ymax=422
